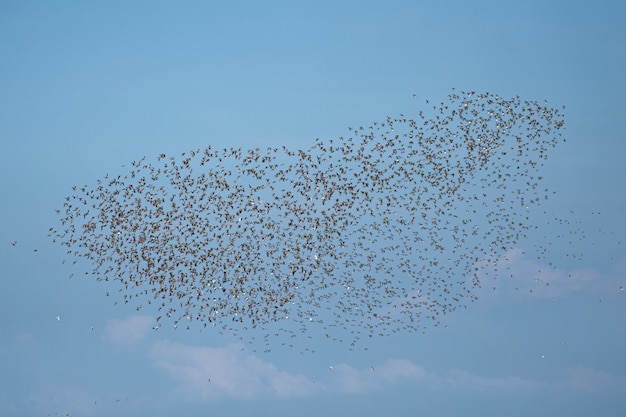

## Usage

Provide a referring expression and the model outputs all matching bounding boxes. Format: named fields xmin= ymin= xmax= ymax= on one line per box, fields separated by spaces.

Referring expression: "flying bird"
xmin=49 ymin=90 xmax=568 ymax=349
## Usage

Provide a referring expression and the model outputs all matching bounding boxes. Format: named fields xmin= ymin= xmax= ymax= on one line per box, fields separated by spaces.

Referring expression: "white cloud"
xmin=103 ymin=315 xmax=154 ymax=345
xmin=559 ymin=365 xmax=626 ymax=393
xmin=331 ymin=358 xmax=429 ymax=394
xmin=150 ymin=340 xmax=439 ymax=400
xmin=378 ymin=358 xmax=428 ymax=381
xmin=327 ymin=359 xmax=626 ymax=395
xmin=148 ymin=333 xmax=626 ymax=401
xmin=444 ymin=368 xmax=538 ymax=390
xmin=149 ymin=340 xmax=317 ymax=400
xmin=329 ymin=359 xmax=536 ymax=394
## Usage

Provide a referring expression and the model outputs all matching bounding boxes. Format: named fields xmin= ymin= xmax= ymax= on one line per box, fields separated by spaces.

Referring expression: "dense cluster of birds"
xmin=50 ymin=90 xmax=566 ymax=346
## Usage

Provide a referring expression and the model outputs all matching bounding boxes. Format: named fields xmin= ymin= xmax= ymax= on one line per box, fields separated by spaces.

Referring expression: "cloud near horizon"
xmin=330 ymin=359 xmax=626 ymax=396
xmin=150 ymin=340 xmax=317 ymax=400
xmin=148 ymin=338 xmax=626 ymax=402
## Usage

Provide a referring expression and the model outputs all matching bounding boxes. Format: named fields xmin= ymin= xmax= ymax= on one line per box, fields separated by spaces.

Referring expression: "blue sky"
xmin=1 ymin=1 xmax=625 ymax=416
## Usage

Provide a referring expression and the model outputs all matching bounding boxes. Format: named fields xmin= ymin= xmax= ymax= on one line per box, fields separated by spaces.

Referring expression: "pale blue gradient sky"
xmin=1 ymin=1 xmax=625 ymax=416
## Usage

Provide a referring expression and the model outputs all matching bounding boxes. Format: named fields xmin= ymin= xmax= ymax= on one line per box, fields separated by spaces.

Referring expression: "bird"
xmin=49 ymin=90 xmax=570 ymax=350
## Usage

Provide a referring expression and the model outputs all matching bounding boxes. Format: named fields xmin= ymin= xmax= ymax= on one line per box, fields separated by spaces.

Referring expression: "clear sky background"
xmin=1 ymin=1 xmax=625 ymax=416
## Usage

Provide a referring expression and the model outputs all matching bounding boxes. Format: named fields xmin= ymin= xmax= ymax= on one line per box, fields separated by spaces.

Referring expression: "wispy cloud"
xmin=443 ymin=368 xmax=538 ymax=390
xmin=559 ymin=365 xmax=626 ymax=393
xmin=330 ymin=358 xmax=429 ymax=394
xmin=103 ymin=315 xmax=154 ymax=345
xmin=328 ymin=359 xmax=626 ymax=395
xmin=328 ymin=359 xmax=535 ymax=394
xmin=471 ymin=248 xmax=625 ymax=298
xmin=150 ymin=340 xmax=317 ymax=400
xmin=150 ymin=341 xmax=435 ymax=400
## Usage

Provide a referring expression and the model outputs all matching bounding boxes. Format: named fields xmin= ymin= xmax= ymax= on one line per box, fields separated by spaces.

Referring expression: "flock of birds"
xmin=50 ymin=90 xmax=566 ymax=347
